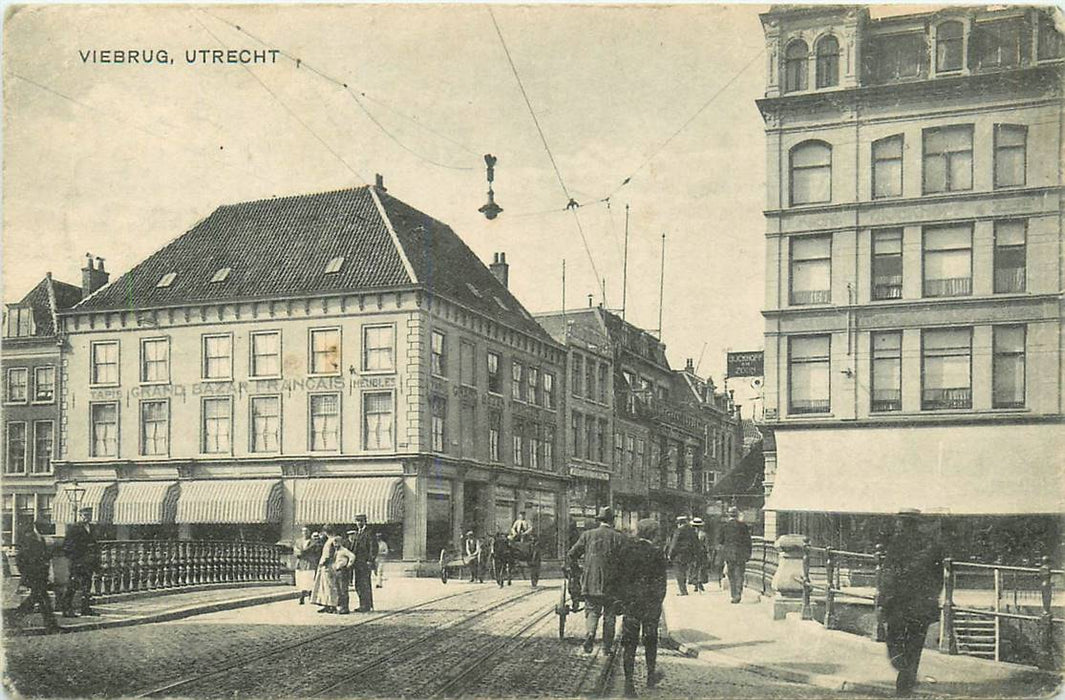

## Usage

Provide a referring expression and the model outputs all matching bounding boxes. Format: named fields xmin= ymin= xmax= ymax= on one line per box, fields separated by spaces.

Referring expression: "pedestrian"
xmin=350 ymin=514 xmax=378 ymax=612
xmin=334 ymin=531 xmax=355 ymax=615
xmin=617 ymin=518 xmax=667 ymax=697
xmin=61 ymin=507 xmax=100 ymax=617
xmin=310 ymin=525 xmax=341 ymax=613
xmin=567 ymin=505 xmax=628 ymax=654
xmin=463 ymin=530 xmax=482 ymax=583
xmin=373 ymin=532 xmax=389 ymax=589
xmin=293 ymin=526 xmax=321 ymax=605
xmin=666 ymin=515 xmax=697 ymax=596
xmin=690 ymin=517 xmax=709 ymax=593
xmin=15 ymin=519 xmax=61 ymax=633
xmin=719 ymin=507 xmax=752 ymax=604
xmin=880 ymin=509 xmax=944 ymax=697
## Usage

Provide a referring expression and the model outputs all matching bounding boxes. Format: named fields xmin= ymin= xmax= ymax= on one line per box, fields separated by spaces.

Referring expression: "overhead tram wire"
xmin=199 ymin=9 xmax=475 ymax=171
xmin=487 ymin=6 xmax=605 ymax=301
xmin=194 ymin=15 xmax=368 ymax=185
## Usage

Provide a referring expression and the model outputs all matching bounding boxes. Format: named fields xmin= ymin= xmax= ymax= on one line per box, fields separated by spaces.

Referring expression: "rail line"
xmin=133 ymin=585 xmax=519 ymax=698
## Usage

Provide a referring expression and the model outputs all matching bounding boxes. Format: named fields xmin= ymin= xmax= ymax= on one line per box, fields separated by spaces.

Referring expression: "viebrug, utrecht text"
xmin=78 ymin=49 xmax=281 ymax=65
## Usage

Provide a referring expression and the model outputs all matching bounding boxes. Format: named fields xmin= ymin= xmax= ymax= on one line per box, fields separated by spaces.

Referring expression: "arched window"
xmin=816 ymin=36 xmax=840 ymax=88
xmin=784 ymin=40 xmax=809 ymax=93
xmin=936 ymin=21 xmax=964 ymax=72
xmin=790 ymin=141 xmax=832 ymax=205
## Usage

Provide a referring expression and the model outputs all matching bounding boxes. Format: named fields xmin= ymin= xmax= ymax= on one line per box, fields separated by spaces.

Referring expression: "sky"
xmin=2 ymin=2 xmax=854 ymax=414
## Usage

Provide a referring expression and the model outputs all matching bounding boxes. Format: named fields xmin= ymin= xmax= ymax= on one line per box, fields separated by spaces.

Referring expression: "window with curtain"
xmin=141 ymin=338 xmax=170 ymax=383
xmin=922 ymin=328 xmax=972 ymax=410
xmin=527 ymin=366 xmax=540 ymax=405
xmin=33 ymin=366 xmax=55 ymax=403
xmin=309 ymin=329 xmax=340 ymax=375
xmin=32 ymin=421 xmax=53 ymax=472
xmin=923 ymin=125 xmax=973 ymax=193
xmin=202 ymin=397 xmax=232 ymax=454
xmin=994 ymin=220 xmax=1026 ymax=293
xmin=923 ymin=225 xmax=972 ymax=297
xmin=91 ymin=402 xmax=118 ymax=457
xmin=512 ymin=361 xmax=524 ymax=401
xmin=250 ymin=396 xmax=280 ymax=452
xmin=815 ymin=35 xmax=840 ymax=87
xmin=363 ymin=325 xmax=394 ymax=372
xmin=790 ymin=235 xmax=832 ymax=305
xmin=250 ymin=332 xmax=281 ymax=378
xmin=430 ymin=331 xmax=446 ymax=377
xmin=994 ymin=124 xmax=1027 ymax=188
xmin=788 ymin=335 xmax=831 ymax=414
xmin=784 ymin=40 xmax=808 ymax=92
xmin=430 ymin=396 xmax=447 ymax=452
xmin=92 ymin=341 xmax=119 ymax=385
xmin=202 ymin=334 xmax=232 ymax=379
xmin=872 ymin=135 xmax=903 ymax=199
xmin=140 ymin=400 xmax=169 ymax=456
xmin=309 ymin=394 xmax=340 ymax=451
xmin=6 ymin=368 xmax=27 ymax=403
xmin=6 ymin=422 xmax=26 ymax=473
xmin=993 ymin=326 xmax=1026 ymax=408
xmin=487 ymin=352 xmax=502 ymax=394
xmin=871 ymin=332 xmax=902 ymax=412
xmin=363 ymin=392 xmax=394 ymax=451
xmin=790 ymin=141 xmax=832 ymax=205
xmin=936 ymin=21 xmax=964 ymax=71
xmin=544 ymin=372 xmax=556 ymax=409
xmin=872 ymin=229 xmax=903 ymax=300
xmin=488 ymin=410 xmax=501 ymax=462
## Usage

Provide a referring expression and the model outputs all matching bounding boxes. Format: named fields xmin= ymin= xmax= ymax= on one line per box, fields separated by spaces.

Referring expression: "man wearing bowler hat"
xmin=62 ymin=506 xmax=100 ymax=617
xmin=350 ymin=514 xmax=378 ymax=612
xmin=567 ymin=505 xmax=627 ymax=654
xmin=719 ymin=506 xmax=752 ymax=603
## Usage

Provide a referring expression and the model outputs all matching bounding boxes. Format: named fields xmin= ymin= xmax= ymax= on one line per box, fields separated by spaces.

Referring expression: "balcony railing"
xmin=923 ymin=387 xmax=972 ymax=410
xmin=994 ymin=267 xmax=1026 ymax=294
xmin=924 ymin=277 xmax=972 ymax=297
xmin=872 ymin=276 xmax=903 ymax=300
xmin=790 ymin=289 xmax=831 ymax=306
xmin=789 ymin=399 xmax=831 ymax=415
xmin=871 ymin=389 xmax=902 ymax=412
xmin=88 ymin=540 xmax=283 ymax=596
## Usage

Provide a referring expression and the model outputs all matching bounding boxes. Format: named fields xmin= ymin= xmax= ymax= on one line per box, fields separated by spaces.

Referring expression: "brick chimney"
xmin=685 ymin=358 xmax=694 ymax=373
xmin=374 ymin=173 xmax=387 ymax=192
xmin=489 ymin=252 xmax=509 ymax=288
xmin=81 ymin=253 xmax=109 ymax=298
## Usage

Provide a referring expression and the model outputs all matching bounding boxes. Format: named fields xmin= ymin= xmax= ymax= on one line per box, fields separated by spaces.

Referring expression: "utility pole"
xmin=657 ymin=233 xmax=666 ymax=339
xmin=621 ymin=204 xmax=630 ymax=321
xmin=561 ymin=259 xmax=566 ymax=318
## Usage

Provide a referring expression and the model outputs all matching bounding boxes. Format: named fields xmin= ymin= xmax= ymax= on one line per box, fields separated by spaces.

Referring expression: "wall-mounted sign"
xmin=727 ymin=351 xmax=764 ymax=378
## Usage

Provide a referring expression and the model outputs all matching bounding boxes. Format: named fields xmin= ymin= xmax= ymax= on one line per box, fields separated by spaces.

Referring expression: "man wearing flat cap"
xmin=62 ymin=507 xmax=100 ymax=617
xmin=880 ymin=509 xmax=944 ymax=697
xmin=667 ymin=515 xmax=697 ymax=596
xmin=567 ymin=505 xmax=628 ymax=654
xmin=350 ymin=514 xmax=378 ymax=612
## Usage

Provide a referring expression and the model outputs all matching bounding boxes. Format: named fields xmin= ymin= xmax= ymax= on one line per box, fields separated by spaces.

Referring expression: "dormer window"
xmin=492 ymin=296 xmax=509 ymax=311
xmin=867 ymin=32 xmax=925 ymax=82
xmin=324 ymin=256 xmax=344 ymax=274
xmin=784 ymin=40 xmax=809 ymax=93
xmin=973 ymin=18 xmax=1027 ymax=70
xmin=1038 ymin=10 xmax=1063 ymax=60
xmin=210 ymin=267 xmax=231 ymax=283
xmin=815 ymin=36 xmax=840 ymax=88
xmin=156 ymin=272 xmax=176 ymax=288
xmin=465 ymin=282 xmax=483 ymax=298
xmin=936 ymin=21 xmax=964 ymax=72
xmin=4 ymin=305 xmax=35 ymax=338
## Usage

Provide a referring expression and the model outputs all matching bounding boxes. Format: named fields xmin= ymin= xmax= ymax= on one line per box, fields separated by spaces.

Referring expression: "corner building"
xmin=758 ymin=6 xmax=1064 ymax=560
xmin=54 ymin=185 xmax=568 ymax=566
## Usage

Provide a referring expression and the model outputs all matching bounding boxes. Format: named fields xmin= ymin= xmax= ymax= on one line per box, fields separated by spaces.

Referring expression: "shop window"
xmin=994 ymin=124 xmax=1027 ymax=188
xmin=790 ymin=235 xmax=832 ymax=305
xmin=363 ymin=325 xmax=394 ymax=372
xmin=872 ymin=229 xmax=903 ymax=300
xmin=993 ymin=326 xmax=1026 ymax=409
xmin=872 ymin=135 xmax=903 ymax=199
xmin=921 ymin=328 xmax=972 ymax=410
xmin=936 ymin=21 xmax=964 ymax=72
xmin=815 ymin=35 xmax=840 ymax=88
xmin=790 ymin=141 xmax=832 ymax=205
xmin=923 ymin=125 xmax=973 ymax=194
xmin=923 ymin=224 xmax=972 ymax=297
xmin=994 ymin=220 xmax=1026 ymax=293
xmin=871 ymin=332 xmax=902 ymax=412
xmin=784 ymin=40 xmax=808 ymax=92
xmin=788 ymin=335 xmax=831 ymax=415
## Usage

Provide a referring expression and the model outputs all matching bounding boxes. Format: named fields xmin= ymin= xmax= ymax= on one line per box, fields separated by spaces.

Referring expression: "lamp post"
xmin=64 ymin=481 xmax=86 ymax=523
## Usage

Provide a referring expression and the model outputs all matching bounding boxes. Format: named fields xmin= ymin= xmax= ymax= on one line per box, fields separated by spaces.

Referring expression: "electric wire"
xmin=194 ymin=15 xmax=368 ymax=185
xmin=199 ymin=9 xmax=475 ymax=171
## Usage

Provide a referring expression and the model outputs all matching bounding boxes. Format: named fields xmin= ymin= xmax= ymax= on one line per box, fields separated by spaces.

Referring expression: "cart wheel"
xmin=441 ymin=566 xmax=448 ymax=584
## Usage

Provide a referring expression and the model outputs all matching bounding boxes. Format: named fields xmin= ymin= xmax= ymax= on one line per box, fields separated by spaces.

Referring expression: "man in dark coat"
xmin=62 ymin=507 xmax=100 ymax=616
xmin=690 ymin=517 xmax=709 ymax=593
xmin=880 ymin=510 xmax=944 ymax=697
xmin=618 ymin=518 xmax=667 ymax=697
xmin=567 ymin=506 xmax=628 ymax=654
xmin=719 ymin=507 xmax=752 ymax=603
xmin=666 ymin=516 xmax=697 ymax=596
xmin=16 ymin=520 xmax=60 ymax=632
xmin=350 ymin=514 xmax=378 ymax=612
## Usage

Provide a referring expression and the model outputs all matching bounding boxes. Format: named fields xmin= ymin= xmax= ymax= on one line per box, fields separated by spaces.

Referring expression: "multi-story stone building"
xmin=53 ymin=183 xmax=568 ymax=564
xmin=2 ymin=263 xmax=101 ymax=544
xmin=758 ymin=6 xmax=1064 ymax=560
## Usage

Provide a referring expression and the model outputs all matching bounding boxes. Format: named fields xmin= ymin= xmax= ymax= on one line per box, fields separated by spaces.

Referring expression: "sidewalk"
xmin=661 ymin=585 xmax=1062 ymax=698
xmin=4 ymin=583 xmax=298 ymax=636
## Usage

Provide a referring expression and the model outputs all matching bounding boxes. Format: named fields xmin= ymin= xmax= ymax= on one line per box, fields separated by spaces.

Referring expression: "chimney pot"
xmin=95 ymin=257 xmax=105 ymax=271
xmin=81 ymin=252 xmax=110 ymax=297
xmin=374 ymin=173 xmax=386 ymax=191
xmin=489 ymin=251 xmax=509 ymax=288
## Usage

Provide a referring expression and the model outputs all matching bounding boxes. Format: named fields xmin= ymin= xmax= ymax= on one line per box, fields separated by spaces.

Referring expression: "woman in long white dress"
xmin=310 ymin=526 xmax=340 ymax=613
xmin=293 ymin=527 xmax=320 ymax=605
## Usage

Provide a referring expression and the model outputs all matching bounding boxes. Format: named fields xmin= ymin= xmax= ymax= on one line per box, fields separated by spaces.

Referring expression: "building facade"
xmin=2 ymin=265 xmax=98 ymax=544
xmin=53 ymin=185 xmax=568 ymax=563
xmin=758 ymin=6 xmax=1064 ymax=561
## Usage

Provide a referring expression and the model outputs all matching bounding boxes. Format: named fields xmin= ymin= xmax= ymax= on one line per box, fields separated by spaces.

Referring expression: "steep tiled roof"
xmin=710 ymin=440 xmax=764 ymax=500
xmin=600 ymin=309 xmax=671 ymax=369
xmin=71 ymin=186 xmax=554 ymax=344
xmin=9 ymin=276 xmax=82 ymax=336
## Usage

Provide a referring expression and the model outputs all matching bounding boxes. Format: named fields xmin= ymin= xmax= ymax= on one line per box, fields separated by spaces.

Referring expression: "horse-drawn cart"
xmin=438 ymin=546 xmax=485 ymax=584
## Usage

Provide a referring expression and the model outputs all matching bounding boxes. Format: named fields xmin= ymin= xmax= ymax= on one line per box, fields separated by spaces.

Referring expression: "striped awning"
xmin=296 ymin=477 xmax=404 ymax=525
xmin=54 ymin=482 xmax=117 ymax=524
xmin=175 ymin=479 xmax=283 ymax=524
xmin=113 ymin=481 xmax=180 ymax=525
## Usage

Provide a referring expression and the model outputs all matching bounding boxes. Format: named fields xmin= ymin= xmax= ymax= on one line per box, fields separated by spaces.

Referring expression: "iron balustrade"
xmin=747 ymin=536 xmax=779 ymax=596
xmin=89 ymin=540 xmax=283 ymax=596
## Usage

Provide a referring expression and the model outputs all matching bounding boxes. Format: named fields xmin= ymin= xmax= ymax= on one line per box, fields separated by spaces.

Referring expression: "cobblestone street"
xmin=4 ymin=581 xmax=856 ymax=698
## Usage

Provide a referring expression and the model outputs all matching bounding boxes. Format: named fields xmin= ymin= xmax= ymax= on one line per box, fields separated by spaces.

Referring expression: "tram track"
xmin=133 ymin=585 xmax=527 ymax=698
